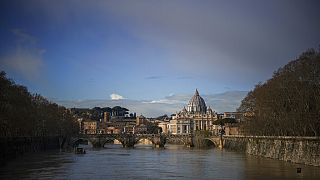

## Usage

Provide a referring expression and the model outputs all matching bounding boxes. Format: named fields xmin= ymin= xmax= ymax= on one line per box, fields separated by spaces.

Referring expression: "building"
xmin=224 ymin=125 xmax=240 ymax=135
xmin=134 ymin=124 xmax=148 ymax=134
xmin=158 ymin=121 xmax=169 ymax=134
xmin=82 ymin=119 xmax=98 ymax=134
xmin=106 ymin=118 xmax=136 ymax=134
xmin=105 ymin=126 xmax=121 ymax=134
xmin=103 ymin=112 xmax=111 ymax=122
xmin=167 ymin=89 xmax=218 ymax=134
xmin=77 ymin=118 xmax=83 ymax=134
xmin=136 ymin=115 xmax=148 ymax=126
xmin=223 ymin=112 xmax=243 ymax=122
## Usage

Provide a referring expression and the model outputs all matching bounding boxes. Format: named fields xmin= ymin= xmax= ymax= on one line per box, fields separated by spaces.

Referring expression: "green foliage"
xmin=213 ymin=118 xmax=237 ymax=125
xmin=71 ymin=106 xmax=130 ymax=120
xmin=0 ymin=71 xmax=79 ymax=137
xmin=238 ymin=49 xmax=320 ymax=136
xmin=112 ymin=106 xmax=129 ymax=116
xmin=146 ymin=124 xmax=162 ymax=134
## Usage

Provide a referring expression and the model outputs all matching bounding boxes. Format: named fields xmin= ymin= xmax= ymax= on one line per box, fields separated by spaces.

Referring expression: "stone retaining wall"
xmin=224 ymin=136 xmax=320 ymax=166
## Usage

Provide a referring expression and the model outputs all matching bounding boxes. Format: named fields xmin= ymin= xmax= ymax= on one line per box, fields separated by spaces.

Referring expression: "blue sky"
xmin=1 ymin=0 xmax=320 ymax=116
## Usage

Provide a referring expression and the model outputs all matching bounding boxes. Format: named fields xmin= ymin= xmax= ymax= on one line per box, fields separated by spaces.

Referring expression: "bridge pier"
xmin=121 ymin=135 xmax=136 ymax=148
xmin=186 ymin=136 xmax=194 ymax=147
xmin=152 ymin=135 xmax=166 ymax=148
xmin=89 ymin=137 xmax=103 ymax=148
xmin=218 ymin=135 xmax=224 ymax=149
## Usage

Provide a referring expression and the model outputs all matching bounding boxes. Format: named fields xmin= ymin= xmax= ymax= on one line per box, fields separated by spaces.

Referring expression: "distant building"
xmin=134 ymin=124 xmax=148 ymax=134
xmin=105 ymin=126 xmax=121 ymax=134
xmin=82 ymin=119 xmax=98 ymax=134
xmin=105 ymin=118 xmax=136 ymax=134
xmin=221 ymin=112 xmax=245 ymax=135
xmin=77 ymin=118 xmax=83 ymax=134
xmin=158 ymin=121 xmax=169 ymax=134
xmin=223 ymin=112 xmax=243 ymax=122
xmin=136 ymin=115 xmax=148 ymax=126
xmin=103 ymin=112 xmax=111 ymax=122
xmin=224 ymin=125 xmax=240 ymax=135
xmin=167 ymin=89 xmax=218 ymax=134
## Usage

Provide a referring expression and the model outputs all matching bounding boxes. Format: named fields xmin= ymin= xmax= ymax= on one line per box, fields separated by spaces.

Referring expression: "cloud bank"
xmin=10 ymin=0 xmax=320 ymax=86
xmin=54 ymin=91 xmax=247 ymax=117
xmin=102 ymin=0 xmax=320 ymax=83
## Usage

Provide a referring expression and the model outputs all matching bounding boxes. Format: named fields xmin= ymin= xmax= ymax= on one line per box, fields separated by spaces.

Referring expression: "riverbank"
xmin=224 ymin=135 xmax=320 ymax=166
xmin=0 ymin=136 xmax=62 ymax=166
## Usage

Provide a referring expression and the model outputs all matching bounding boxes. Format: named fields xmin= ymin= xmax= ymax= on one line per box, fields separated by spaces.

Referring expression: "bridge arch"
xmin=72 ymin=138 xmax=89 ymax=147
xmin=203 ymin=138 xmax=219 ymax=147
xmin=101 ymin=137 xmax=124 ymax=147
xmin=72 ymin=137 xmax=120 ymax=148
xmin=75 ymin=134 xmax=166 ymax=148
xmin=135 ymin=137 xmax=155 ymax=145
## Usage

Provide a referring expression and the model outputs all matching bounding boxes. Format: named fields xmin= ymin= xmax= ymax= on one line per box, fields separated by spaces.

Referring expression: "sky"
xmin=1 ymin=0 xmax=320 ymax=117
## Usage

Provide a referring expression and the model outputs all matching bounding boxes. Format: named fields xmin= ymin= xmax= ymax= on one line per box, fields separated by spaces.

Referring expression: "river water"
xmin=0 ymin=144 xmax=319 ymax=180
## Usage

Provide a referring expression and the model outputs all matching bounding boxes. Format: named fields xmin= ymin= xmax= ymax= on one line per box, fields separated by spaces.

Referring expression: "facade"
xmin=158 ymin=121 xmax=168 ymax=134
xmin=82 ymin=119 xmax=98 ymax=134
xmin=224 ymin=125 xmax=240 ymax=135
xmin=107 ymin=118 xmax=136 ymax=134
xmin=136 ymin=115 xmax=148 ymax=126
xmin=167 ymin=89 xmax=218 ymax=134
xmin=103 ymin=112 xmax=111 ymax=122
xmin=134 ymin=124 xmax=148 ymax=134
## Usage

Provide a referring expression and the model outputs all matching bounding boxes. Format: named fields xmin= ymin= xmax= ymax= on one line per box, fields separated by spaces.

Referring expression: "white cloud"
xmin=142 ymin=93 xmax=189 ymax=104
xmin=110 ymin=93 xmax=125 ymax=100
xmin=143 ymin=99 xmax=182 ymax=104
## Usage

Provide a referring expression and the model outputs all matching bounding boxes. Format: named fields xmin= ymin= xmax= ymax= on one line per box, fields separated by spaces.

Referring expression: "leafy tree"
xmin=112 ymin=106 xmax=129 ymax=116
xmin=213 ymin=118 xmax=237 ymax=125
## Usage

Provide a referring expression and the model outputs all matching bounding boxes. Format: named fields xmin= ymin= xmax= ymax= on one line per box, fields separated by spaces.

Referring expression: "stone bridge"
xmin=165 ymin=134 xmax=194 ymax=147
xmin=166 ymin=134 xmax=223 ymax=148
xmin=72 ymin=133 xmax=224 ymax=148
xmin=72 ymin=134 xmax=167 ymax=148
xmin=203 ymin=136 xmax=223 ymax=148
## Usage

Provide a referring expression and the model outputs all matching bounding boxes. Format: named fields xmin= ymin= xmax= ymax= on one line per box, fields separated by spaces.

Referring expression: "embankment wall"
xmin=224 ymin=136 xmax=320 ymax=166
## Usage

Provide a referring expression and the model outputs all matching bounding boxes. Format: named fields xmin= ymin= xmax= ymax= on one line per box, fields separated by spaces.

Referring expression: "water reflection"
xmin=0 ymin=145 xmax=319 ymax=179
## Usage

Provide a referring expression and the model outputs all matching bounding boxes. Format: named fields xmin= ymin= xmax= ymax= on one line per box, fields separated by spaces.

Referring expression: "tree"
xmin=0 ymin=71 xmax=79 ymax=137
xmin=213 ymin=118 xmax=237 ymax=125
xmin=112 ymin=106 xmax=129 ymax=117
xmin=238 ymin=49 xmax=320 ymax=136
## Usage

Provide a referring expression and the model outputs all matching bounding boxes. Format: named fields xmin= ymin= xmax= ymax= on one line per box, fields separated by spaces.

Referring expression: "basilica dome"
xmin=187 ymin=89 xmax=207 ymax=113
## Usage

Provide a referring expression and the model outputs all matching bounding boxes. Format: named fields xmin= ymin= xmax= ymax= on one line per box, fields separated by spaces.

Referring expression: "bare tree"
xmin=238 ymin=49 xmax=320 ymax=136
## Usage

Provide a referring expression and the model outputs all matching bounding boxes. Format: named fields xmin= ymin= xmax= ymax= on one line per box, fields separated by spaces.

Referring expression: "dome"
xmin=187 ymin=89 xmax=207 ymax=113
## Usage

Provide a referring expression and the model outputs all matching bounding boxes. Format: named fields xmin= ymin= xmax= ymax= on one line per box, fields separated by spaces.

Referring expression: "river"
xmin=0 ymin=144 xmax=319 ymax=179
